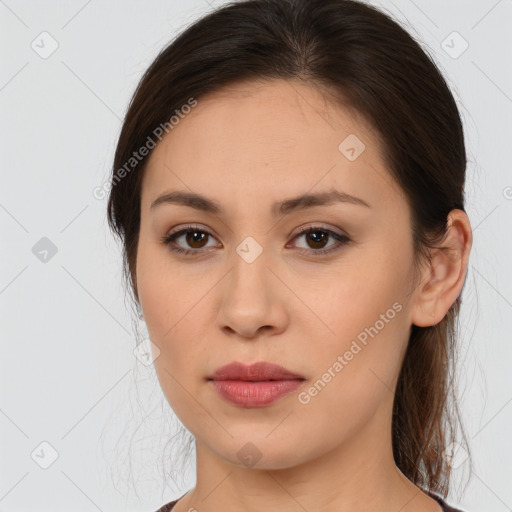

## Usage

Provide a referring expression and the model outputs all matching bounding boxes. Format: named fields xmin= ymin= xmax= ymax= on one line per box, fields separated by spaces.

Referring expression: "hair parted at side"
xmin=107 ymin=0 xmax=471 ymax=497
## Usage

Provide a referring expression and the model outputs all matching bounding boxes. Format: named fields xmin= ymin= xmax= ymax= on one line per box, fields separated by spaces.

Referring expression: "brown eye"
xmin=161 ymin=225 xmax=218 ymax=255
xmin=290 ymin=226 xmax=351 ymax=256
xmin=303 ymin=230 xmax=329 ymax=249
xmin=183 ymin=230 xmax=209 ymax=249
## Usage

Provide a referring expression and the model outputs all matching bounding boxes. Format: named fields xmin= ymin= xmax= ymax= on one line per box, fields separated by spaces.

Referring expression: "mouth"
xmin=207 ymin=361 xmax=306 ymax=408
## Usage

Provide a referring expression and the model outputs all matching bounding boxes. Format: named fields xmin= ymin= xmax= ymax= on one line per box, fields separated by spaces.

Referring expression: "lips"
xmin=208 ymin=361 xmax=306 ymax=408
xmin=208 ymin=361 xmax=305 ymax=382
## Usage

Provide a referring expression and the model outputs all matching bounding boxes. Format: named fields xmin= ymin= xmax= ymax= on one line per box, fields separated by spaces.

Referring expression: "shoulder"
xmin=154 ymin=490 xmax=191 ymax=511
xmin=156 ymin=491 xmax=467 ymax=512
xmin=154 ymin=499 xmax=178 ymax=512
xmin=427 ymin=491 xmax=467 ymax=512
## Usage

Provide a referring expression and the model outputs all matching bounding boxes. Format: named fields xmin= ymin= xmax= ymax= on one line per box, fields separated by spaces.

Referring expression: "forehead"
xmin=141 ymin=79 xmax=403 ymax=213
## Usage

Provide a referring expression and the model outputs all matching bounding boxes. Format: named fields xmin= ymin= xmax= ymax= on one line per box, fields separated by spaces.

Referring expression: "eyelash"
xmin=160 ymin=224 xmax=351 ymax=257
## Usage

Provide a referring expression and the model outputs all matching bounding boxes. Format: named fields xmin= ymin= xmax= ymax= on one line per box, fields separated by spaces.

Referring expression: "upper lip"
xmin=209 ymin=361 xmax=305 ymax=381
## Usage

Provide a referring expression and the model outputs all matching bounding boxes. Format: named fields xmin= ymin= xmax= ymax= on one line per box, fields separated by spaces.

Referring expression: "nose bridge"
xmin=229 ymin=234 xmax=272 ymax=303
xmin=216 ymin=234 xmax=286 ymax=337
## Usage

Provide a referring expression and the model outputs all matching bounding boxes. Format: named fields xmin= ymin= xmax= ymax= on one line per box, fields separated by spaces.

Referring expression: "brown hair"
xmin=107 ymin=0 xmax=471 ymax=497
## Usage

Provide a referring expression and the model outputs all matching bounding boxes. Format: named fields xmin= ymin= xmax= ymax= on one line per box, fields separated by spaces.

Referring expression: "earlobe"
xmin=410 ymin=210 xmax=472 ymax=328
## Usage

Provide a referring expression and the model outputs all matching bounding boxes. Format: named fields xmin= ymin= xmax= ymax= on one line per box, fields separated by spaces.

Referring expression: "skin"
xmin=135 ymin=79 xmax=472 ymax=512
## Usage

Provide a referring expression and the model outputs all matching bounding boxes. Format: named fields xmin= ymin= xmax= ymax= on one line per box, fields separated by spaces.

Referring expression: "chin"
xmin=213 ymin=434 xmax=315 ymax=471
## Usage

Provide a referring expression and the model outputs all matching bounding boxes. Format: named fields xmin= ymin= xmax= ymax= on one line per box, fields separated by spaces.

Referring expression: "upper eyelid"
xmin=167 ymin=223 xmax=346 ymax=239
xmin=166 ymin=224 xmax=348 ymax=247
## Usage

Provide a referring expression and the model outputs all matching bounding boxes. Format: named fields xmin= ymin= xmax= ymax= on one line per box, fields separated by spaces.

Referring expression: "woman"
xmin=107 ymin=0 xmax=473 ymax=510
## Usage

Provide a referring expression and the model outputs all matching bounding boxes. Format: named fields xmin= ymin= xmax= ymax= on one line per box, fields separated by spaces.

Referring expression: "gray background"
xmin=1 ymin=0 xmax=511 ymax=511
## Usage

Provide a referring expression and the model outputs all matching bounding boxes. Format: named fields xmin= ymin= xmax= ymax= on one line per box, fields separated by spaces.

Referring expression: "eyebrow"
xmin=150 ymin=189 xmax=371 ymax=216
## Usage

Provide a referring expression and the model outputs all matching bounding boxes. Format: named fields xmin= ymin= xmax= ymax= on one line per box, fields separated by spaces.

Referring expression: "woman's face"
xmin=136 ymin=79 xmax=425 ymax=469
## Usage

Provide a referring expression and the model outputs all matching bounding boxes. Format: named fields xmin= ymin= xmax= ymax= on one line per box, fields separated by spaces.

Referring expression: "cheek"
xmin=296 ymin=244 xmax=411 ymax=407
xmin=139 ymin=270 xmax=207 ymax=365
xmin=138 ymin=268 xmax=208 ymax=419
xmin=294 ymin=299 xmax=408 ymax=449
xmin=302 ymin=248 xmax=408 ymax=344
xmin=136 ymin=241 xmax=203 ymax=374
xmin=137 ymin=234 xmax=207 ymax=340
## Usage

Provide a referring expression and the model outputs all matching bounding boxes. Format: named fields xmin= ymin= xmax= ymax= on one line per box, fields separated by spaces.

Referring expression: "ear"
xmin=410 ymin=209 xmax=473 ymax=328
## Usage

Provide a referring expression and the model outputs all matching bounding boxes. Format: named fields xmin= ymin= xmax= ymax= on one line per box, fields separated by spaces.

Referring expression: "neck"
xmin=177 ymin=407 xmax=439 ymax=512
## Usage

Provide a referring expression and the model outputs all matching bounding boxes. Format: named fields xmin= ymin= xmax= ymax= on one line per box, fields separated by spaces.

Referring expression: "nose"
xmin=216 ymin=247 xmax=289 ymax=340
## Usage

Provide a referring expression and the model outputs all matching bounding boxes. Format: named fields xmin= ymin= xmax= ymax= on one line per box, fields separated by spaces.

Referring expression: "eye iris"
xmin=186 ymin=230 xmax=208 ymax=248
xmin=306 ymin=231 xmax=327 ymax=249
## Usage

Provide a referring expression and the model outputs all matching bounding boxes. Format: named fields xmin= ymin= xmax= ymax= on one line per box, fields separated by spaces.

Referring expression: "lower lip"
xmin=209 ymin=379 xmax=304 ymax=407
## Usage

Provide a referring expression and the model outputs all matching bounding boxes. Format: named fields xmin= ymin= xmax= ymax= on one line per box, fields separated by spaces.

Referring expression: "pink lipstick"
xmin=208 ymin=361 xmax=305 ymax=408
